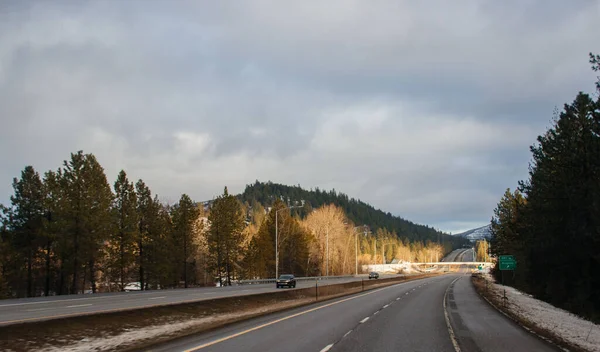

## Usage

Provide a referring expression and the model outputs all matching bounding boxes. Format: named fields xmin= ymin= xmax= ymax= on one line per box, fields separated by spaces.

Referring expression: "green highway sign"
xmin=499 ymin=255 xmax=517 ymax=270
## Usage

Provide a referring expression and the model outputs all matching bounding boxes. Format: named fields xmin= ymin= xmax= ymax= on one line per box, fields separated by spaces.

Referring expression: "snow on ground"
xmin=484 ymin=274 xmax=600 ymax=352
xmin=36 ymin=299 xmax=313 ymax=352
xmin=37 ymin=316 xmax=223 ymax=352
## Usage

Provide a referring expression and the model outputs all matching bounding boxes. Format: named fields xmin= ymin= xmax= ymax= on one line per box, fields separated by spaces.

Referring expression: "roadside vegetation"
xmin=0 ymin=165 xmax=466 ymax=297
xmin=489 ymin=53 xmax=600 ymax=323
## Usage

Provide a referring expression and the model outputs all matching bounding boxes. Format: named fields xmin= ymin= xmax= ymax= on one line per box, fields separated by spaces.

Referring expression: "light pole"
xmin=326 ymin=225 xmax=329 ymax=277
xmin=351 ymin=225 xmax=366 ymax=276
xmin=275 ymin=205 xmax=300 ymax=279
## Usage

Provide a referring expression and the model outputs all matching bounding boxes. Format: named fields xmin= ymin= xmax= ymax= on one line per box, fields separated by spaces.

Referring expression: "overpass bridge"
xmin=415 ymin=262 xmax=492 ymax=266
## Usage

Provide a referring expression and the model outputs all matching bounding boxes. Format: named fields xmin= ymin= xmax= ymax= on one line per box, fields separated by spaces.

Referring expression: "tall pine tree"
xmin=171 ymin=194 xmax=199 ymax=288
xmin=109 ymin=170 xmax=138 ymax=291
xmin=60 ymin=151 xmax=113 ymax=294
xmin=207 ymin=187 xmax=245 ymax=286
xmin=7 ymin=166 xmax=45 ymax=297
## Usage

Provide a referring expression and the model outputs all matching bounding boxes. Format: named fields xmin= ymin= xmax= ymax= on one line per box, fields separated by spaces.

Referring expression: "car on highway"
xmin=124 ymin=282 xmax=142 ymax=292
xmin=276 ymin=274 xmax=296 ymax=288
xmin=368 ymin=272 xmax=379 ymax=279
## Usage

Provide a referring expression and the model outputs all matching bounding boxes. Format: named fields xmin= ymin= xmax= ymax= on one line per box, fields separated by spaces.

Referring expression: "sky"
xmin=0 ymin=1 xmax=598 ymax=234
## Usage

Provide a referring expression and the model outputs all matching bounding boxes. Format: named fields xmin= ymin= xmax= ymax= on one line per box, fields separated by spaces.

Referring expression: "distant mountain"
xmin=239 ymin=181 xmax=470 ymax=247
xmin=455 ymin=225 xmax=492 ymax=242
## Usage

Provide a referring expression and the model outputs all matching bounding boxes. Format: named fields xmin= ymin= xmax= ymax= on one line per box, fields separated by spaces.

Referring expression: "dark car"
xmin=368 ymin=272 xmax=379 ymax=279
xmin=276 ymin=274 xmax=296 ymax=288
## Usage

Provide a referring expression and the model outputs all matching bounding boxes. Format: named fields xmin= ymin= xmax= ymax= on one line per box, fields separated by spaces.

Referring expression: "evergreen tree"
xmin=489 ymin=188 xmax=528 ymax=286
xmin=0 ymin=205 xmax=12 ymax=297
xmin=171 ymin=194 xmax=199 ymax=288
xmin=41 ymin=170 xmax=63 ymax=297
xmin=590 ymin=52 xmax=600 ymax=91
xmin=109 ymin=170 xmax=138 ymax=291
xmin=135 ymin=179 xmax=151 ymax=290
xmin=7 ymin=166 xmax=45 ymax=297
xmin=519 ymin=91 xmax=600 ymax=319
xmin=60 ymin=151 xmax=113 ymax=294
xmin=207 ymin=187 xmax=245 ymax=286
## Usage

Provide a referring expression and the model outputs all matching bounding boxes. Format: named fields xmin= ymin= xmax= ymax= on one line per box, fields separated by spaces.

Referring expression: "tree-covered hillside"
xmin=239 ymin=181 xmax=467 ymax=247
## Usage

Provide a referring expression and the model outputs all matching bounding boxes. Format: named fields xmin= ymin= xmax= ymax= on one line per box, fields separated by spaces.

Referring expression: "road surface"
xmin=142 ymin=274 xmax=557 ymax=352
xmin=0 ymin=275 xmax=399 ymax=326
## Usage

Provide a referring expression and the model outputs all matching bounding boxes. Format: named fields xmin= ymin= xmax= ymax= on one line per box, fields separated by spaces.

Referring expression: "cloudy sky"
xmin=0 ymin=1 xmax=598 ymax=233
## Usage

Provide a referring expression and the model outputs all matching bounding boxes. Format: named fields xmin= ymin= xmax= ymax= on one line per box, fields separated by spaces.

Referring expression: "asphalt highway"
xmin=142 ymin=247 xmax=556 ymax=352
xmin=142 ymin=274 xmax=558 ymax=352
xmin=0 ymin=275 xmax=399 ymax=326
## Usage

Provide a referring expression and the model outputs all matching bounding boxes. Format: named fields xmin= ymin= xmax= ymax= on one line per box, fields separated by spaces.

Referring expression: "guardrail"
xmin=236 ymin=275 xmax=356 ymax=285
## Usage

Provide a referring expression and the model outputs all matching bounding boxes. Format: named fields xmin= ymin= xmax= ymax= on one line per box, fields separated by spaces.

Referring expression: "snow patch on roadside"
xmin=35 ymin=300 xmax=312 ymax=352
xmin=38 ymin=316 xmax=223 ymax=352
xmin=485 ymin=276 xmax=600 ymax=352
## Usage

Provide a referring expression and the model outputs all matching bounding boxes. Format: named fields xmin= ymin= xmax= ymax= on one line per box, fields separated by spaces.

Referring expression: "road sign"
xmin=499 ymin=255 xmax=516 ymax=270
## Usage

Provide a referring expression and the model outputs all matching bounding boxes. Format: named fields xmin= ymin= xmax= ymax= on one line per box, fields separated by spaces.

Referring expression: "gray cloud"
xmin=1 ymin=0 xmax=598 ymax=233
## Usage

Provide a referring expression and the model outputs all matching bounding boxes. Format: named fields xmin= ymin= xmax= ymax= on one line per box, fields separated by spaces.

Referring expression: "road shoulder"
xmin=447 ymin=275 xmax=559 ymax=352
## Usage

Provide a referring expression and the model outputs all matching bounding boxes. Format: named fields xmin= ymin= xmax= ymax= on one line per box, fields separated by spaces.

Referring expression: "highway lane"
xmin=142 ymin=275 xmax=453 ymax=352
xmin=0 ymin=275 xmax=400 ymax=326
xmin=143 ymin=274 xmax=558 ymax=352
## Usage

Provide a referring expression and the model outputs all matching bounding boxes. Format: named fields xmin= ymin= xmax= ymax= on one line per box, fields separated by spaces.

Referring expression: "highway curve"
xmin=141 ymin=274 xmax=558 ymax=352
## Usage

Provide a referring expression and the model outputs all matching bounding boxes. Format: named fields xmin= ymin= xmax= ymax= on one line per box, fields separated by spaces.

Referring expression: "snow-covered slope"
xmin=455 ymin=225 xmax=491 ymax=242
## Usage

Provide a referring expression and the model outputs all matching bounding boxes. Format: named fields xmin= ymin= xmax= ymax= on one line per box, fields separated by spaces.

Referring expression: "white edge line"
xmin=66 ymin=304 xmax=92 ymax=308
xmin=443 ymin=277 xmax=462 ymax=352
xmin=320 ymin=343 xmax=334 ymax=352
xmin=149 ymin=296 xmax=166 ymax=300
xmin=26 ymin=307 xmax=56 ymax=312
xmin=360 ymin=317 xmax=369 ymax=323
xmin=183 ymin=280 xmax=415 ymax=351
xmin=0 ymin=291 xmax=165 ymax=307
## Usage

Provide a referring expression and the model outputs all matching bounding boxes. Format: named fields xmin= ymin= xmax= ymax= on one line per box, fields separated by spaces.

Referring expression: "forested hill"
xmin=239 ymin=181 xmax=465 ymax=246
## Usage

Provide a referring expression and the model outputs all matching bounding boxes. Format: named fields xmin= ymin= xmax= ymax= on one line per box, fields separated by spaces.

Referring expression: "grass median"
xmin=0 ymin=273 xmax=440 ymax=352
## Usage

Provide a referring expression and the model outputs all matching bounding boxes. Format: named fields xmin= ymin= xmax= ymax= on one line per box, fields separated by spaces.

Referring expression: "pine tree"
xmin=0 ymin=205 xmax=12 ymax=298
xmin=109 ymin=170 xmax=138 ymax=291
xmin=41 ymin=170 xmax=63 ymax=297
xmin=171 ymin=194 xmax=199 ymax=288
xmin=135 ymin=179 xmax=151 ymax=290
xmin=60 ymin=151 xmax=113 ymax=294
xmin=207 ymin=187 xmax=245 ymax=286
xmin=590 ymin=52 xmax=600 ymax=92
xmin=7 ymin=166 xmax=45 ymax=297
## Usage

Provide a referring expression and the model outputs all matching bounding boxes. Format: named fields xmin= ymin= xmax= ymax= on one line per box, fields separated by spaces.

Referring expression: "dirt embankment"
xmin=1 ymin=274 xmax=438 ymax=352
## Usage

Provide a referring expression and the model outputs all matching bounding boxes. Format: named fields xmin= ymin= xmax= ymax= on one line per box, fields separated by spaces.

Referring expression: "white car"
xmin=124 ymin=282 xmax=141 ymax=292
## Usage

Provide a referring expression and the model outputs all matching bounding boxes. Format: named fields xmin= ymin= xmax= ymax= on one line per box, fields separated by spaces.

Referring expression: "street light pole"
xmin=355 ymin=229 xmax=358 ymax=276
xmin=326 ymin=225 xmax=329 ymax=277
xmin=275 ymin=210 xmax=279 ymax=279
xmin=351 ymin=225 xmax=364 ymax=276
